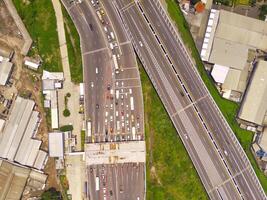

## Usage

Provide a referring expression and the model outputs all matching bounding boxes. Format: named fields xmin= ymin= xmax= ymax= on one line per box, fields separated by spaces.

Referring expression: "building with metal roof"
xmin=201 ymin=9 xmax=267 ymax=101
xmin=0 ymin=159 xmax=47 ymax=200
xmin=238 ymin=60 xmax=267 ymax=126
xmin=48 ymin=132 xmax=64 ymax=158
xmin=0 ymin=97 xmax=47 ymax=170
xmin=0 ymin=159 xmax=30 ymax=200
xmin=0 ymin=60 xmax=13 ymax=85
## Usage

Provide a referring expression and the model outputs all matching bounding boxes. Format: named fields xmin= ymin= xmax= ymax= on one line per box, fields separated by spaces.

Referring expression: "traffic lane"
xmin=77 ymin=1 xmax=107 ymax=52
xmin=119 ymin=43 xmax=137 ymax=69
xmin=61 ymin=1 xmax=94 ymax=52
xmin=88 ymin=163 xmax=145 ymax=200
xmin=119 ymin=2 xmax=240 ymax=197
xmin=114 ymin=0 xmax=133 ymax=9
xmin=140 ymin=0 xmax=207 ymax=100
xmin=125 ymin=5 xmax=191 ymax=109
xmin=178 ymin=107 xmax=230 ymax=185
xmin=139 ymin=1 xmax=265 ymax=199
xmin=235 ymin=169 xmax=265 ymax=200
xmin=172 ymin=114 xmax=214 ymax=191
xmin=122 ymin=6 xmax=190 ymax=111
xmin=173 ymin=109 xmax=241 ymax=199
xmin=101 ymin=0 xmax=129 ymax=43
xmin=196 ymin=98 xmax=247 ymax=173
xmin=84 ymin=50 xmax=112 ymax=135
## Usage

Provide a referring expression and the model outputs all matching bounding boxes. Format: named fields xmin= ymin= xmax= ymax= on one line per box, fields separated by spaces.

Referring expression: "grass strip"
xmin=61 ymin=4 xmax=83 ymax=83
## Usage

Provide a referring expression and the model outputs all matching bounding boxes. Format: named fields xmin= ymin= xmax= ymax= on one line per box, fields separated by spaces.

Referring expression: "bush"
xmin=63 ymin=109 xmax=70 ymax=117
xmin=60 ymin=125 xmax=73 ymax=132
xmin=66 ymin=92 xmax=71 ymax=98
xmin=41 ymin=188 xmax=61 ymax=200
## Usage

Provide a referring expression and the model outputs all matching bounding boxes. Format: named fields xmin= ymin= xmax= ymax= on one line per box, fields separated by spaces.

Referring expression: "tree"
xmin=41 ymin=188 xmax=62 ymax=200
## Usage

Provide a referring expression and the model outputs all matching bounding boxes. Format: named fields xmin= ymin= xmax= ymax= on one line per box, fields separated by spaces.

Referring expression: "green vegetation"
xmin=63 ymin=108 xmax=70 ymax=117
xmin=63 ymin=93 xmax=71 ymax=117
xmin=61 ymin=4 xmax=83 ymax=83
xmin=166 ymin=0 xmax=267 ymax=192
xmin=13 ymin=0 xmax=62 ymax=72
xmin=81 ymin=130 xmax=86 ymax=151
xmin=60 ymin=125 xmax=73 ymax=132
xmin=41 ymin=188 xmax=61 ymax=200
xmin=140 ymin=65 xmax=207 ymax=199
xmin=59 ymin=175 xmax=70 ymax=200
xmin=259 ymin=5 xmax=267 ymax=20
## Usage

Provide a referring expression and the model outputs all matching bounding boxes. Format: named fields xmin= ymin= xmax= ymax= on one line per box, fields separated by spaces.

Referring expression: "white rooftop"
xmin=48 ymin=132 xmax=64 ymax=158
xmin=0 ymin=61 xmax=13 ymax=85
xmin=42 ymin=70 xmax=64 ymax=81
xmin=211 ymin=64 xmax=229 ymax=84
xmin=85 ymin=141 xmax=146 ymax=165
xmin=24 ymin=60 xmax=40 ymax=70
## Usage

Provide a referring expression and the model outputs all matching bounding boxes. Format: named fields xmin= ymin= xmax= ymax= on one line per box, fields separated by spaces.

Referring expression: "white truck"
xmin=112 ymin=54 xmax=119 ymax=73
xmin=130 ymin=97 xmax=134 ymax=111
xmin=117 ymin=121 xmax=120 ymax=131
xmin=95 ymin=176 xmax=100 ymax=191
xmin=132 ymin=127 xmax=136 ymax=140
xmin=116 ymin=90 xmax=119 ymax=99
xmin=110 ymin=31 xmax=115 ymax=40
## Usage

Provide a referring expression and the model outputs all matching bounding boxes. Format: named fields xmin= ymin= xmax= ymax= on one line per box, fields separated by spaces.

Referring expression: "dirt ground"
xmin=0 ymin=1 xmax=24 ymax=51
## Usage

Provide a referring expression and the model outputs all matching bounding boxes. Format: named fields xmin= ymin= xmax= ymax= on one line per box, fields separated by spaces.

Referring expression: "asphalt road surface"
xmin=111 ymin=0 xmax=267 ymax=199
xmin=87 ymin=163 xmax=145 ymax=200
xmin=61 ymin=0 xmax=145 ymax=199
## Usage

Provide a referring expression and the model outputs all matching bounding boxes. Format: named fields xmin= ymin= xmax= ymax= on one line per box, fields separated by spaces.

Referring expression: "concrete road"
xmin=87 ymin=163 xmax=145 ymax=200
xmin=112 ymin=0 xmax=266 ymax=199
xmin=61 ymin=0 xmax=145 ymax=199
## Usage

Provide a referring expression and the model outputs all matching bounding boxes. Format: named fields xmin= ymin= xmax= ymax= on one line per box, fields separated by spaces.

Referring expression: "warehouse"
xmin=238 ymin=60 xmax=267 ymax=127
xmin=201 ymin=9 xmax=267 ymax=101
xmin=0 ymin=60 xmax=13 ymax=85
xmin=0 ymin=159 xmax=47 ymax=200
xmin=0 ymin=97 xmax=47 ymax=170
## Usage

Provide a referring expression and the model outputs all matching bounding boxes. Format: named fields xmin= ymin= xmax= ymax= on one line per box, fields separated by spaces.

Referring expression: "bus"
xmin=130 ymin=97 xmax=134 ymax=111
xmin=112 ymin=54 xmax=119 ymax=73
xmin=95 ymin=176 xmax=100 ymax=191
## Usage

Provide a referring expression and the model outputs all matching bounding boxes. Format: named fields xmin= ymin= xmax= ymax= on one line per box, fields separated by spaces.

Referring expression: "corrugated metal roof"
xmin=217 ymin=10 xmax=267 ymax=51
xmin=14 ymin=111 xmax=39 ymax=165
xmin=0 ymin=97 xmax=34 ymax=159
xmin=48 ymin=132 xmax=64 ymax=157
xmin=34 ymin=150 xmax=48 ymax=170
xmin=0 ymin=61 xmax=13 ymax=85
xmin=239 ymin=60 xmax=267 ymax=125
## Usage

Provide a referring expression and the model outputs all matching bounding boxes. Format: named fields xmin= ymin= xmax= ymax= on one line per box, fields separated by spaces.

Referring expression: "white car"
xmin=91 ymin=82 xmax=94 ymax=87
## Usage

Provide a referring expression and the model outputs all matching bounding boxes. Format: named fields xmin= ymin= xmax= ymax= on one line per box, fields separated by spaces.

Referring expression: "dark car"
xmin=89 ymin=23 xmax=93 ymax=31
xmin=96 ymin=104 xmax=99 ymax=109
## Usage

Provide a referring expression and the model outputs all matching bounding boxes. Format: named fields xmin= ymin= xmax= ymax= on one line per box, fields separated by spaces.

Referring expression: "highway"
xmin=111 ymin=0 xmax=267 ymax=199
xmin=61 ymin=0 xmax=145 ymax=199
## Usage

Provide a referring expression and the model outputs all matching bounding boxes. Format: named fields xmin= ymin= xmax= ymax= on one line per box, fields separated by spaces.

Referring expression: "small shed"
xmin=48 ymin=132 xmax=64 ymax=158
